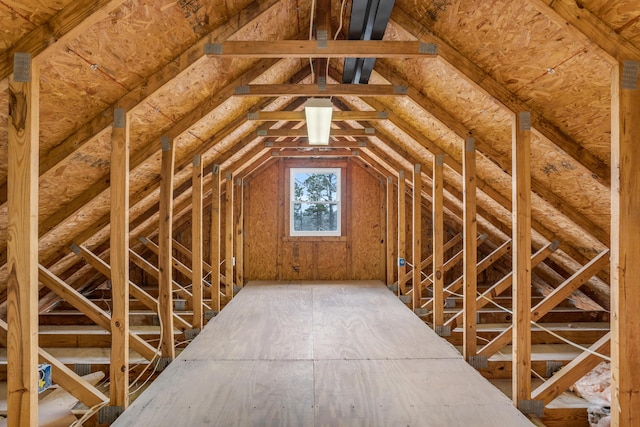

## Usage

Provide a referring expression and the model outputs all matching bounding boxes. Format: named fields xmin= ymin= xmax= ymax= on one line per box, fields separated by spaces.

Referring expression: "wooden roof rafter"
xmin=0 ymin=0 xmax=129 ymax=88
xmin=366 ymin=63 xmax=611 ymax=247
xmin=389 ymin=6 xmax=611 ymax=187
xmin=0 ymin=0 xmax=282 ymax=204
xmin=527 ymin=0 xmax=640 ymax=63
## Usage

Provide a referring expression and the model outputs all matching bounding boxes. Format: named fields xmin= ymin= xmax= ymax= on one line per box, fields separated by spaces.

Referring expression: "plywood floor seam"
xmin=114 ymin=281 xmax=534 ymax=427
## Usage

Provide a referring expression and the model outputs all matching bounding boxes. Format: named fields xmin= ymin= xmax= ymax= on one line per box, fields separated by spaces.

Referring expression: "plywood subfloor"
xmin=113 ymin=281 xmax=534 ymax=427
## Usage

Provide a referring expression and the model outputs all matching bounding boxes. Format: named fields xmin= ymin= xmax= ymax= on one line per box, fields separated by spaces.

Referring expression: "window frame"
xmin=289 ymin=167 xmax=342 ymax=237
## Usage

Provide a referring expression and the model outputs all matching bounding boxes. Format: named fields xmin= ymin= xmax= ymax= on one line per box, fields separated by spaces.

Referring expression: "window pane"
xmin=293 ymin=172 xmax=338 ymax=202
xmin=293 ymin=202 xmax=338 ymax=232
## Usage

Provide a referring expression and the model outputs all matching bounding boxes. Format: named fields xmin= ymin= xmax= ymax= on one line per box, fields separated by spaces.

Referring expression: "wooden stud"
xmin=276 ymin=161 xmax=285 ymax=281
xmin=211 ymin=165 xmax=221 ymax=312
xmin=7 ymin=52 xmax=39 ymax=427
xmin=225 ymin=172 xmax=234 ymax=298
xmin=192 ymin=155 xmax=204 ymax=329
xmin=234 ymin=178 xmax=244 ymax=289
xmin=397 ymin=170 xmax=407 ymax=295
xmin=205 ymin=40 xmax=437 ymax=58
xmin=386 ymin=177 xmax=395 ymax=286
xmin=412 ymin=164 xmax=422 ymax=311
xmin=110 ymin=107 xmax=129 ymax=408
xmin=158 ymin=136 xmax=176 ymax=360
xmin=463 ymin=137 xmax=477 ymax=360
xmin=513 ymin=111 xmax=532 ymax=409
xmin=432 ymin=154 xmax=445 ymax=328
xmin=611 ymin=59 xmax=640 ymax=427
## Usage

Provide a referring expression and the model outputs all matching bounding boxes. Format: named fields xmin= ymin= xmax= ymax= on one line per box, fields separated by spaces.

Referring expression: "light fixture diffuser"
xmin=304 ymin=98 xmax=333 ymax=145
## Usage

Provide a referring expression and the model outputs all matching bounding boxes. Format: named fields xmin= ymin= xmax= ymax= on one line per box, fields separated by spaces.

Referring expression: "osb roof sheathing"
xmin=0 ymin=0 xmax=638 ymax=307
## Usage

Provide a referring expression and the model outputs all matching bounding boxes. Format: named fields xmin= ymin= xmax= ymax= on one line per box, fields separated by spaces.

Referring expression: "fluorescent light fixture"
xmin=304 ymin=98 xmax=333 ymax=145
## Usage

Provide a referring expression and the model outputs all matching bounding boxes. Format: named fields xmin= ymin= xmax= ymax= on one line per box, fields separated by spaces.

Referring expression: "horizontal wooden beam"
xmin=271 ymin=148 xmax=357 ymax=158
xmin=205 ymin=40 xmax=437 ymax=58
xmin=234 ymin=84 xmax=407 ymax=97
xmin=248 ymin=110 xmax=389 ymax=121
xmin=265 ymin=140 xmax=366 ymax=149
xmin=258 ymin=127 xmax=374 ymax=137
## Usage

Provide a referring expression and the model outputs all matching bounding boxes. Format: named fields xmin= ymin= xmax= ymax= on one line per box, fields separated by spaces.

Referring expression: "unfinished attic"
xmin=1 ymin=0 xmax=639 ymax=425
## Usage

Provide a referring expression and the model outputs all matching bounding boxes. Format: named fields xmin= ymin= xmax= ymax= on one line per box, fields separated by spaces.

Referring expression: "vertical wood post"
xmin=432 ymin=154 xmax=445 ymax=329
xmin=234 ymin=178 xmax=244 ymax=289
xmin=463 ymin=137 xmax=478 ymax=360
xmin=7 ymin=52 xmax=39 ymax=427
xmin=225 ymin=172 xmax=234 ymax=299
xmin=386 ymin=176 xmax=395 ymax=286
xmin=158 ymin=136 xmax=175 ymax=361
xmin=109 ymin=107 xmax=130 ymax=408
xmin=192 ymin=155 xmax=203 ymax=329
xmin=611 ymin=59 xmax=640 ymax=427
xmin=412 ymin=164 xmax=422 ymax=311
xmin=512 ymin=112 xmax=532 ymax=409
xmin=397 ymin=170 xmax=407 ymax=295
xmin=210 ymin=165 xmax=221 ymax=313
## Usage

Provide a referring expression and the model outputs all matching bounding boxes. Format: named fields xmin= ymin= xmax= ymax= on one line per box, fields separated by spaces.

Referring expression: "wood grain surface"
xmin=114 ymin=281 xmax=533 ymax=426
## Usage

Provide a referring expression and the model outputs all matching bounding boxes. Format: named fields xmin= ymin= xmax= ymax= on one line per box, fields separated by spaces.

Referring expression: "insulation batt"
xmin=570 ymin=362 xmax=611 ymax=427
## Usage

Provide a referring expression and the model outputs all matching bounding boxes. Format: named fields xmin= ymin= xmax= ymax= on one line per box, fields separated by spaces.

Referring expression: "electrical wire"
xmin=334 ymin=0 xmax=347 ymax=40
xmin=69 ymin=401 xmax=109 ymax=427
xmin=443 ymin=288 xmax=610 ymax=362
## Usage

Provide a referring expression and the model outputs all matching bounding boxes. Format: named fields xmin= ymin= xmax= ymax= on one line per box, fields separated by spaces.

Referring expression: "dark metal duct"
xmin=342 ymin=0 xmax=395 ymax=84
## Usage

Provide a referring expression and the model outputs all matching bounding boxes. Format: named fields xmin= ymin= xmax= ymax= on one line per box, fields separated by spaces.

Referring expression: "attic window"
xmin=290 ymin=168 xmax=341 ymax=236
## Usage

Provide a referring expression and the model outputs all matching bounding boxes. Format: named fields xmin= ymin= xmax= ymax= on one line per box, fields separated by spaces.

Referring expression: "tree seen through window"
xmin=290 ymin=168 xmax=341 ymax=236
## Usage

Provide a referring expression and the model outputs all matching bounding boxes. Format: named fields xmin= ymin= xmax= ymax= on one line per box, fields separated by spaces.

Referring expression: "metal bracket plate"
xmin=546 ymin=360 xmax=564 ymax=377
xmin=204 ymin=310 xmax=219 ymax=320
xmin=519 ymin=111 xmax=531 ymax=131
xmin=434 ymin=325 xmax=451 ymax=337
xmin=622 ymin=60 xmax=639 ymax=90
xmin=418 ymin=42 xmax=438 ymax=55
xmin=98 ymin=406 xmax=124 ymax=424
xmin=399 ymin=295 xmax=412 ymax=304
xmin=113 ymin=108 xmax=126 ymax=129
xmin=74 ymin=363 xmax=92 ymax=376
xmin=393 ymin=85 xmax=408 ymax=95
xmin=204 ymin=43 xmax=223 ymax=55
xmin=13 ymin=53 xmax=31 ymax=82
xmin=184 ymin=328 xmax=201 ymax=340
xmin=468 ymin=355 xmax=488 ymax=370
xmin=518 ymin=399 xmax=544 ymax=418
xmin=414 ymin=308 xmax=428 ymax=317
xmin=235 ymin=85 xmax=250 ymax=95
xmin=155 ymin=357 xmax=173 ymax=372
xmin=174 ymin=299 xmax=186 ymax=311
